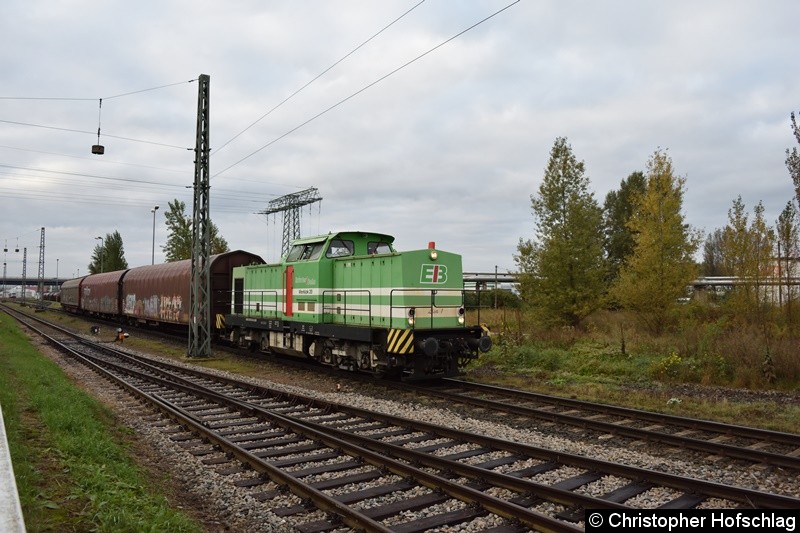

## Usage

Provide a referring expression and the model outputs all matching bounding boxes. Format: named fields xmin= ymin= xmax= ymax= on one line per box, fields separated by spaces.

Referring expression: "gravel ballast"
xmin=31 ymin=335 xmax=800 ymax=532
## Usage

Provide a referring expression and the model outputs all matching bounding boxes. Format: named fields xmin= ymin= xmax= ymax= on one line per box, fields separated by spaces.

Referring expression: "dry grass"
xmin=468 ymin=305 xmax=800 ymax=433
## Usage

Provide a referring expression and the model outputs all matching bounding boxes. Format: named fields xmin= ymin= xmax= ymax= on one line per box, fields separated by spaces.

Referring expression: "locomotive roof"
xmin=290 ymin=231 xmax=395 ymax=245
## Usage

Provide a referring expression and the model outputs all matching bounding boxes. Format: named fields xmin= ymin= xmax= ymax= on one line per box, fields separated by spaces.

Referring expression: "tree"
xmin=749 ymin=202 xmax=776 ymax=311
xmin=719 ymin=196 xmax=775 ymax=321
xmin=514 ymin=137 xmax=606 ymax=327
xmin=702 ymin=228 xmax=728 ymax=277
xmin=603 ymin=171 xmax=646 ymax=283
xmin=721 ymin=196 xmax=750 ymax=277
xmin=787 ymin=111 xmax=800 ymax=209
xmin=611 ymin=149 xmax=700 ymax=335
xmin=775 ymin=201 xmax=799 ymax=321
xmin=88 ymin=231 xmax=128 ymax=274
xmin=162 ymin=199 xmax=229 ymax=262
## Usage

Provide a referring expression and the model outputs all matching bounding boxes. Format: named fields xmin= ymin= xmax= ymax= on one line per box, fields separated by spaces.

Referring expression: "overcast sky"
xmin=2 ymin=0 xmax=799 ymax=281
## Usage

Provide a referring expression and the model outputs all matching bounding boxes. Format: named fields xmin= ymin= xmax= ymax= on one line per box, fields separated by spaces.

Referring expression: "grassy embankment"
xmin=468 ymin=307 xmax=800 ymax=434
xmin=0 ymin=311 xmax=202 ymax=532
xmin=28 ymin=302 xmax=800 ymax=434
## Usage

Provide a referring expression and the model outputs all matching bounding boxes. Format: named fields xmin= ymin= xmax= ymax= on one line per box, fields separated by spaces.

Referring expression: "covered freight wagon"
xmin=121 ymin=250 xmax=264 ymax=327
xmin=81 ymin=270 xmax=127 ymax=317
xmin=58 ymin=276 xmax=86 ymax=313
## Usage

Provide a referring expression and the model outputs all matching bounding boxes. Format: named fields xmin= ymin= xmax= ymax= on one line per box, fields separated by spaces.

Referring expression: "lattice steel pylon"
xmin=258 ymin=187 xmax=322 ymax=257
xmin=189 ymin=73 xmax=211 ymax=358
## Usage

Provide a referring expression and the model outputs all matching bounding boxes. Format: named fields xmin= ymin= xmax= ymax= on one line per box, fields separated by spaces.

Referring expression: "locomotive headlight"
xmin=427 ymin=241 xmax=437 ymax=260
xmin=458 ymin=306 xmax=465 ymax=325
xmin=408 ymin=308 xmax=415 ymax=326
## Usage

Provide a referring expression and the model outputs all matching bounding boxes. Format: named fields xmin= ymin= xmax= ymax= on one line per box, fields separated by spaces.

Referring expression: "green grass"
xmin=0 ymin=312 xmax=202 ymax=532
xmin=469 ymin=335 xmax=800 ymax=434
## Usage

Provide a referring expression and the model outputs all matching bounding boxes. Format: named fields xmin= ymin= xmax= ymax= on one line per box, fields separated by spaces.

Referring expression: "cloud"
xmin=1 ymin=0 xmax=799 ymax=277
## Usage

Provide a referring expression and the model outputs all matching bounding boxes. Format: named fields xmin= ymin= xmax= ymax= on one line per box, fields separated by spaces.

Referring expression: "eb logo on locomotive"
xmin=420 ymin=264 xmax=447 ymax=284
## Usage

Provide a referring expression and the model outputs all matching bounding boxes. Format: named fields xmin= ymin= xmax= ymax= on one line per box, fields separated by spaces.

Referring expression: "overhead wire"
xmin=0 ymin=4 xmax=427 ymax=202
xmin=0 ymin=183 xmax=265 ymax=217
xmin=0 ymin=163 xmax=190 ymax=188
xmin=0 ymin=79 xmax=198 ymax=150
xmin=212 ymin=0 xmax=427 ymax=155
xmin=100 ymin=79 xmax=197 ymax=100
xmin=1 ymin=4 xmax=521 ymax=229
xmin=214 ymin=0 xmax=521 ymax=178
xmin=0 ymin=163 xmax=278 ymax=211
xmin=0 ymin=119 xmax=191 ymax=150
xmin=0 ymin=144 xmax=191 ymax=173
xmin=0 ymin=79 xmax=197 ymax=102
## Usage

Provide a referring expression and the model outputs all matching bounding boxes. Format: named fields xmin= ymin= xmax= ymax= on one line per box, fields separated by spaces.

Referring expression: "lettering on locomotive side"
xmin=420 ymin=264 xmax=448 ymax=284
xmin=415 ymin=307 xmax=444 ymax=317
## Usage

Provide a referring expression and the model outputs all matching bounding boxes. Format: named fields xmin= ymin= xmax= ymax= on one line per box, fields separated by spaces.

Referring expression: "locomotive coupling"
xmin=418 ymin=337 xmax=440 ymax=357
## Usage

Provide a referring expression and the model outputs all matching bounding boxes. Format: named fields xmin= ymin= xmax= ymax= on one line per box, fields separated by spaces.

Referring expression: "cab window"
xmin=302 ymin=243 xmax=325 ymax=260
xmin=286 ymin=244 xmax=305 ymax=262
xmin=367 ymin=241 xmax=393 ymax=255
xmin=326 ymin=239 xmax=354 ymax=258
xmin=286 ymin=242 xmax=325 ymax=262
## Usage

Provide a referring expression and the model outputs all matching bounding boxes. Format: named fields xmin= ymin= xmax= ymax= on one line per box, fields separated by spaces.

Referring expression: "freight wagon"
xmin=60 ymin=250 xmax=264 ymax=329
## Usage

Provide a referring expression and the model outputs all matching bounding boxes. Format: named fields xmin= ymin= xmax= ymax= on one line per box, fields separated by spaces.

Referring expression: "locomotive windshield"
xmin=326 ymin=239 xmax=354 ymax=258
xmin=286 ymin=242 xmax=325 ymax=262
xmin=367 ymin=241 xmax=393 ymax=255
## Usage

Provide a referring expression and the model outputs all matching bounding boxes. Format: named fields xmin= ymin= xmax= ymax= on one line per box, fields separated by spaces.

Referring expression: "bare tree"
xmin=776 ymin=201 xmax=800 ymax=324
xmin=787 ymin=112 xmax=800 ymax=208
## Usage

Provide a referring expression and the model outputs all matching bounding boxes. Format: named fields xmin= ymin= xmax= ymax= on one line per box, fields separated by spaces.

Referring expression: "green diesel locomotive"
xmin=225 ymin=231 xmax=491 ymax=379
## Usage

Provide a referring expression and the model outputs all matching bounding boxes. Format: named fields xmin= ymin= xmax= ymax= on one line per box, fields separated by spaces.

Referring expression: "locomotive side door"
xmin=233 ymin=278 xmax=244 ymax=314
xmin=284 ymin=265 xmax=294 ymax=317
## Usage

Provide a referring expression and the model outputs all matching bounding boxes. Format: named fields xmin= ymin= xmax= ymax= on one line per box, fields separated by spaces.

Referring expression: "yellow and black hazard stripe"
xmin=387 ymin=328 xmax=414 ymax=354
xmin=215 ymin=313 xmax=226 ymax=329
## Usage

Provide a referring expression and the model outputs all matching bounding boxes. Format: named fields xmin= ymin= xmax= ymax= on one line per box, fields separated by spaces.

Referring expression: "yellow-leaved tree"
xmin=611 ymin=149 xmax=701 ymax=334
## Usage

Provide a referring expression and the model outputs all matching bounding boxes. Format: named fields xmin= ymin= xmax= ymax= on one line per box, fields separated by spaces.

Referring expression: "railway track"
xmin=6 ymin=306 xmax=800 ymax=532
xmin=391 ymin=379 xmax=800 ymax=472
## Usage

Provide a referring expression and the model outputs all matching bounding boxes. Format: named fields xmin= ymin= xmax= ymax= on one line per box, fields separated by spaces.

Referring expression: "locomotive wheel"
xmin=320 ymin=345 xmax=334 ymax=365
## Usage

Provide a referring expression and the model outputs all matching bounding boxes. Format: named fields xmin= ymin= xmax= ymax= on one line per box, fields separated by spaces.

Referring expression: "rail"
xmin=7 ymin=304 xmax=800 ymax=528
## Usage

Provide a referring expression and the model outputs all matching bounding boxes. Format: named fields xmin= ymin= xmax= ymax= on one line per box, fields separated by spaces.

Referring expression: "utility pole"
xmin=189 ymin=73 xmax=211 ymax=358
xmin=37 ymin=227 xmax=45 ymax=304
xmin=494 ymin=265 xmax=498 ymax=309
xmin=21 ymin=248 xmax=27 ymax=303
xmin=258 ymin=187 xmax=322 ymax=258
